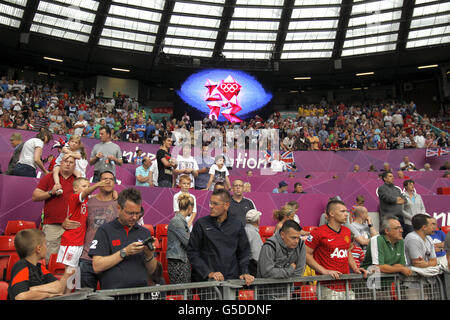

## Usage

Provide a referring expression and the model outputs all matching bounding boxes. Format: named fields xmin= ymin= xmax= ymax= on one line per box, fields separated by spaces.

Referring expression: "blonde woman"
xmin=167 ymin=193 xmax=194 ymax=284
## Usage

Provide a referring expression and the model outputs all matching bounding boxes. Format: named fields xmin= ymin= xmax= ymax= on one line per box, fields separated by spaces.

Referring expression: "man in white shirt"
xmin=399 ymin=156 xmax=416 ymax=171
xmin=413 ymin=129 xmax=426 ymax=148
xmin=269 ymin=153 xmax=286 ymax=173
xmin=73 ymin=114 xmax=88 ymax=137
xmin=173 ymin=145 xmax=199 ymax=188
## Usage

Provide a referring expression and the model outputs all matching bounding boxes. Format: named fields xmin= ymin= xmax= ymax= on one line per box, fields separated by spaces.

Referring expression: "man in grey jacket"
xmin=257 ymin=220 xmax=306 ymax=279
xmin=378 ymin=171 xmax=406 ymax=228
xmin=5 ymin=133 xmax=23 ymax=175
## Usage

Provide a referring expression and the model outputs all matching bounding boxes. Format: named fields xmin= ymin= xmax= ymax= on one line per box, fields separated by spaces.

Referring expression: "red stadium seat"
xmin=0 ymin=236 xmax=16 ymax=281
xmin=300 ymin=285 xmax=317 ymax=300
xmin=156 ymin=224 xmax=168 ymax=239
xmin=160 ymin=237 xmax=168 ymax=252
xmin=143 ymin=224 xmax=154 ymax=236
xmin=47 ymin=254 xmax=66 ymax=276
xmin=5 ymin=253 xmax=19 ymax=281
xmin=259 ymin=226 xmax=275 ymax=238
xmin=166 ymin=294 xmax=183 ymax=300
xmin=238 ymin=290 xmax=255 ymax=300
xmin=4 ymin=220 xmax=36 ymax=236
xmin=441 ymin=226 xmax=450 ymax=234
xmin=302 ymin=226 xmax=317 ymax=233
xmin=0 ymin=281 xmax=8 ymax=300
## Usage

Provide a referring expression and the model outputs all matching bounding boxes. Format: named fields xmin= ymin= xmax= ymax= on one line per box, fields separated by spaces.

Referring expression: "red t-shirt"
xmin=60 ymin=193 xmax=88 ymax=246
xmin=306 ymin=224 xmax=352 ymax=291
xmin=37 ymin=173 xmax=75 ymax=225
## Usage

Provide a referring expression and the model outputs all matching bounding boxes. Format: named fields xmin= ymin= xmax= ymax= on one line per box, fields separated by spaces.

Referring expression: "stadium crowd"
xmin=1 ymin=77 xmax=450 ymax=300
xmin=0 ymin=78 xmax=449 ymax=153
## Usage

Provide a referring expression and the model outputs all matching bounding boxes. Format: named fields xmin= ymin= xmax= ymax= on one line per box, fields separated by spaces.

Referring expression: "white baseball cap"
xmin=246 ymin=209 xmax=262 ymax=222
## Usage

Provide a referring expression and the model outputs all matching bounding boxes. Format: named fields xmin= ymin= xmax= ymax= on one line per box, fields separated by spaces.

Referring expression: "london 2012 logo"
xmin=204 ymin=75 xmax=242 ymax=123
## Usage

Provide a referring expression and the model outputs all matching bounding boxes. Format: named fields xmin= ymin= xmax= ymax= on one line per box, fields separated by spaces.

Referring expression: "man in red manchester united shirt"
xmin=306 ymin=199 xmax=368 ymax=299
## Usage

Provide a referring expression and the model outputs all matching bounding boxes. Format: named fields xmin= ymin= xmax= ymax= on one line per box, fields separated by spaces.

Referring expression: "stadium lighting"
xmin=112 ymin=68 xmax=130 ymax=72
xmin=356 ymin=72 xmax=374 ymax=76
xmin=418 ymin=64 xmax=438 ymax=69
xmin=43 ymin=56 xmax=63 ymax=63
xmin=294 ymin=77 xmax=311 ymax=80
xmin=352 ymin=87 xmax=362 ymax=90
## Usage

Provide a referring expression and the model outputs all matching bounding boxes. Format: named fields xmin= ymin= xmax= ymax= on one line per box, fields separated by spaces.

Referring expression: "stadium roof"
xmin=0 ymin=0 xmax=449 ymax=89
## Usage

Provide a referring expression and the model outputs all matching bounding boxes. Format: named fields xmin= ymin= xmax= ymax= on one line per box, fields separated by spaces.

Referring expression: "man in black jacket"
xmin=187 ymin=189 xmax=254 ymax=286
xmin=5 ymin=132 xmax=23 ymax=175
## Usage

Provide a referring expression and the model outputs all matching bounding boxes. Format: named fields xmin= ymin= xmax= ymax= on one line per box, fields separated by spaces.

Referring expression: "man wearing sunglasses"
xmin=89 ymin=187 xmax=157 ymax=289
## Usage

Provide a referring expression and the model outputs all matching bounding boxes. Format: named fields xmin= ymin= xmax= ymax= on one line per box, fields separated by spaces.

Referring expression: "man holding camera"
xmin=89 ymin=188 xmax=157 ymax=289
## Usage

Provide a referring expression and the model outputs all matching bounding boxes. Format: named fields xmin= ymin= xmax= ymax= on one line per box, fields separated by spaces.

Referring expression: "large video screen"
xmin=176 ymin=69 xmax=273 ymax=123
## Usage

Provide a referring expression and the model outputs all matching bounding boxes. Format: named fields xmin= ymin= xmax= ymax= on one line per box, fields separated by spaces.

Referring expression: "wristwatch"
xmin=120 ymin=248 xmax=127 ymax=259
xmin=48 ymin=190 xmax=53 ymax=197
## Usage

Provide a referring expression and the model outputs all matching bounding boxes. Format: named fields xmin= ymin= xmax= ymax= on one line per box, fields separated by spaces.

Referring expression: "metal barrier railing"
xmin=48 ymin=271 xmax=450 ymax=300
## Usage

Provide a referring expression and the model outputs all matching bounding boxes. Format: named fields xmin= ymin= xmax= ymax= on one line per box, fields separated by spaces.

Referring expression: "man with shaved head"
xmin=349 ymin=206 xmax=379 ymax=253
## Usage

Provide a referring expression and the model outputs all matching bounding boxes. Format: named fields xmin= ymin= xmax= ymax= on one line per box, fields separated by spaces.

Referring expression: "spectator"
xmin=32 ymin=156 xmax=77 ymax=262
xmin=156 ymin=135 xmax=177 ymax=188
xmin=350 ymin=234 xmax=365 ymax=269
xmin=135 ymin=156 xmax=153 ymax=187
xmin=128 ymin=128 xmax=140 ymax=143
xmin=404 ymin=214 xmax=437 ymax=269
xmin=419 ymin=163 xmax=433 ymax=171
xmin=243 ymin=182 xmax=251 ymax=193
xmin=445 ymin=232 xmax=450 ymax=269
xmin=228 ymin=179 xmax=256 ymax=226
xmin=244 ymin=209 xmax=263 ymax=277
xmin=349 ymin=195 xmax=365 ymax=222
xmin=257 ymin=220 xmax=306 ymax=279
xmin=378 ymin=171 xmax=406 ymax=228
xmin=62 ymin=170 xmax=118 ymax=289
xmin=402 ymin=179 xmax=426 ymax=236
xmin=306 ymin=199 xmax=368 ymax=298
xmin=5 ymin=132 xmax=23 ymax=175
xmin=273 ymin=204 xmax=296 ymax=232
xmin=131 ymin=149 xmax=144 ymax=165
xmin=429 ymin=217 xmax=448 ymax=269
xmin=439 ymin=161 xmax=450 ymax=171
xmin=272 ymin=180 xmax=288 ymax=194
xmin=173 ymin=175 xmax=197 ymax=231
xmin=349 ymin=206 xmax=379 ymax=253
xmin=380 ymin=162 xmax=392 ymax=173
xmin=269 ymin=153 xmax=287 ymax=173
xmin=173 ymin=145 xmax=199 ymax=188
xmin=89 ymin=188 xmax=157 ymax=289
xmin=399 ymin=156 xmax=416 ymax=171
xmin=73 ymin=114 xmax=88 ymax=137
xmin=194 ymin=143 xmax=214 ymax=190
xmin=205 ymin=155 xmax=230 ymax=191
xmin=361 ymin=216 xmax=412 ymax=287
xmin=56 ymin=178 xmax=107 ymax=275
xmin=89 ymin=126 xmax=123 ymax=182
xmin=8 ymin=229 xmax=74 ymax=300
xmin=352 ymin=164 xmax=360 ymax=173
xmin=436 ymin=131 xmax=449 ymax=147
xmin=167 ymin=193 xmax=194 ymax=284
xmin=187 ymin=189 xmax=254 ymax=285
xmin=246 ymin=170 xmax=253 ymax=177
xmin=13 ymin=130 xmax=52 ymax=177
xmin=293 ymin=182 xmax=306 ymax=194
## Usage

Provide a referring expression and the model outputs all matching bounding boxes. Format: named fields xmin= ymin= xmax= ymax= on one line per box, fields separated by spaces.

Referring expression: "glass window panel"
xmin=352 ymin=0 xmax=403 ymax=15
xmin=112 ymin=0 xmax=165 ymax=10
xmin=346 ymin=22 xmax=400 ymax=37
xmin=101 ymin=27 xmax=156 ymax=43
xmin=164 ymin=47 xmax=213 ymax=57
xmin=52 ymin=0 xmax=99 ymax=11
xmin=223 ymin=51 xmax=272 ymax=59
xmin=288 ymin=19 xmax=339 ymax=30
xmin=0 ymin=16 xmax=21 ymax=28
xmin=166 ymin=26 xmax=217 ymax=39
xmin=33 ymin=13 xmax=92 ymax=33
xmin=283 ymin=41 xmax=334 ymax=51
xmin=344 ymin=34 xmax=397 ymax=48
xmin=281 ymin=51 xmax=332 ymax=59
xmin=0 ymin=3 xmax=24 ymax=18
xmin=294 ymin=0 xmax=342 ymax=5
xmin=170 ymin=15 xmax=221 ymax=28
xmin=341 ymin=43 xmax=396 ymax=56
xmin=37 ymin=1 xmax=96 ymax=23
xmin=105 ymin=17 xmax=159 ymax=33
xmin=30 ymin=23 xmax=90 ymax=42
xmin=173 ymin=2 xmax=223 ymax=17
xmin=227 ymin=31 xmax=278 ymax=41
xmin=348 ymin=10 xmax=402 ymax=27
xmin=109 ymin=5 xmax=162 ymax=22
xmin=286 ymin=31 xmax=336 ymax=40
xmin=99 ymin=38 xmax=153 ymax=51
xmin=233 ymin=7 xmax=282 ymax=19
xmin=413 ymin=3 xmax=450 ymax=17
xmin=407 ymin=35 xmax=450 ymax=48
xmin=291 ymin=7 xmax=340 ymax=18
xmin=237 ymin=0 xmax=284 ymax=5
xmin=230 ymin=20 xmax=280 ymax=30
xmin=223 ymin=42 xmax=274 ymax=51
xmin=164 ymin=37 xmax=215 ymax=49
xmin=410 ymin=15 xmax=450 ymax=29
xmin=3 ymin=0 xmax=28 ymax=6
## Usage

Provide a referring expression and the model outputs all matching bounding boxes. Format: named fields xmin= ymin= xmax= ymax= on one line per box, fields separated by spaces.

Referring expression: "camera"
xmin=142 ymin=237 xmax=155 ymax=251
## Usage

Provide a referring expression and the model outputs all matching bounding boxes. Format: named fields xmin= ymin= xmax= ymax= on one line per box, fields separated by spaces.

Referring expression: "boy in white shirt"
xmin=173 ymin=175 xmax=197 ymax=231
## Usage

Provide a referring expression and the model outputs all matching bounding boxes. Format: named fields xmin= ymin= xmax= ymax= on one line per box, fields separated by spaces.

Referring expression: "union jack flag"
xmin=426 ymin=147 xmax=450 ymax=157
xmin=280 ymin=151 xmax=295 ymax=171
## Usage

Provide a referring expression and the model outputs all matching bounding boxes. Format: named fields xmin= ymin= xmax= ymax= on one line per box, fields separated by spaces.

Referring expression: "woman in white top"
xmin=402 ymin=179 xmax=426 ymax=237
xmin=13 ymin=130 xmax=52 ymax=177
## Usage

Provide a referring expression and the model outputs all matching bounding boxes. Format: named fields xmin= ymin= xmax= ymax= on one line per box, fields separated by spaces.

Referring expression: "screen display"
xmin=176 ymin=69 xmax=273 ymax=123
